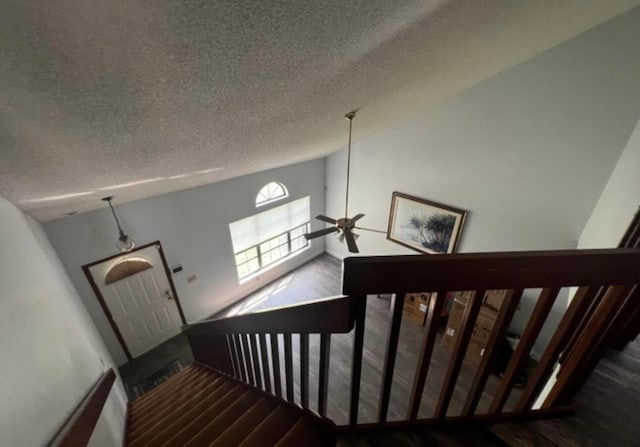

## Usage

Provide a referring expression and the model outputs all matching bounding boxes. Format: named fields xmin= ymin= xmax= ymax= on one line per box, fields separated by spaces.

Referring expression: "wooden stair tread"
xmin=130 ymin=364 xmax=200 ymax=408
xmin=179 ymin=389 xmax=264 ymax=447
xmin=130 ymin=367 xmax=212 ymax=419
xmin=131 ymin=374 xmax=221 ymax=427
xmin=130 ymin=364 xmax=197 ymax=406
xmin=159 ymin=385 xmax=253 ymax=447
xmin=128 ymin=374 xmax=223 ymax=440
xmin=128 ymin=378 xmax=233 ymax=446
xmin=236 ymin=405 xmax=297 ymax=447
xmin=274 ymin=417 xmax=328 ymax=447
xmin=125 ymin=364 xmax=335 ymax=447
xmin=136 ymin=380 xmax=236 ymax=447
xmin=208 ymin=397 xmax=278 ymax=447
xmin=337 ymin=426 xmax=509 ymax=447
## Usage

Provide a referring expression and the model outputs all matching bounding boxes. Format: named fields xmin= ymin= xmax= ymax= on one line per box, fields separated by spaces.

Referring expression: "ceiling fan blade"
xmin=315 ymin=214 xmax=337 ymax=224
xmin=354 ymin=226 xmax=387 ymax=234
xmin=351 ymin=213 xmax=365 ymax=222
xmin=304 ymin=227 xmax=339 ymax=240
xmin=344 ymin=229 xmax=359 ymax=253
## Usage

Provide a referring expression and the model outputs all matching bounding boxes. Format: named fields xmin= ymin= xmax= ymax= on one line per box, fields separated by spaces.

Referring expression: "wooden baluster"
xmin=241 ymin=333 xmax=255 ymax=386
xmin=187 ymin=334 xmax=202 ymax=363
xmin=608 ymin=219 xmax=640 ymax=350
xmin=489 ymin=287 xmax=560 ymax=414
xmin=221 ymin=336 xmax=231 ymax=373
xmin=270 ymin=333 xmax=283 ymax=398
xmin=213 ymin=336 xmax=224 ymax=373
xmin=543 ymin=285 xmax=629 ymax=407
xmin=219 ymin=335 xmax=231 ymax=373
xmin=249 ymin=333 xmax=263 ymax=390
xmin=300 ymin=333 xmax=310 ymax=409
xmin=227 ymin=334 xmax=240 ymax=379
xmin=318 ymin=333 xmax=331 ymax=417
xmin=612 ymin=298 xmax=640 ymax=349
xmin=545 ymin=285 xmax=636 ymax=407
xmin=350 ymin=295 xmax=367 ymax=426
xmin=560 ymin=286 xmax=602 ymax=364
xmin=378 ymin=292 xmax=405 ymax=423
xmin=619 ymin=207 xmax=640 ymax=248
xmin=223 ymin=335 xmax=235 ymax=376
xmin=210 ymin=337 xmax=221 ymax=372
xmin=214 ymin=336 xmax=225 ymax=372
xmin=435 ymin=290 xmax=485 ymax=418
xmin=408 ymin=291 xmax=447 ymax=421
xmin=208 ymin=338 xmax=219 ymax=370
xmin=233 ymin=333 xmax=247 ymax=382
xmin=516 ymin=287 xmax=596 ymax=411
xmin=259 ymin=333 xmax=272 ymax=394
xmin=463 ymin=289 xmax=523 ymax=416
xmin=284 ymin=333 xmax=294 ymax=403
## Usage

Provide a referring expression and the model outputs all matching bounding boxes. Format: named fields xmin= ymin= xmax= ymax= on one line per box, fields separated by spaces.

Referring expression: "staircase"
xmin=126 ymin=364 xmax=335 ymax=446
xmin=121 ymin=247 xmax=640 ymax=447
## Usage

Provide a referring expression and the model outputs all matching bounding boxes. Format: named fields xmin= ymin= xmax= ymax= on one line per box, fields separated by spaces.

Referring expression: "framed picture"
xmin=387 ymin=192 xmax=467 ymax=254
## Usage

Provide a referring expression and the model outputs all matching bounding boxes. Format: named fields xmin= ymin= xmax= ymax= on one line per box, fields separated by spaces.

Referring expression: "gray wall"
xmin=324 ymin=8 xmax=640 ymax=357
xmin=0 ymin=196 xmax=126 ymax=447
xmin=44 ymin=159 xmax=326 ymax=365
xmin=578 ymin=120 xmax=640 ymax=250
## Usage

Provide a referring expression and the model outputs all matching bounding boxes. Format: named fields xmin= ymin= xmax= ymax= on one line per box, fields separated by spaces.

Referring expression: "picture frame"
xmin=387 ymin=192 xmax=467 ymax=254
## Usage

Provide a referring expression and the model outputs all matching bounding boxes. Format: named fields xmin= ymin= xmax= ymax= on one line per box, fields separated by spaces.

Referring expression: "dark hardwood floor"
xmin=490 ymin=335 xmax=640 ymax=446
xmin=215 ymin=254 xmax=523 ymax=425
xmin=120 ymin=252 xmax=639 ymax=445
xmin=216 ymin=253 xmax=343 ymax=318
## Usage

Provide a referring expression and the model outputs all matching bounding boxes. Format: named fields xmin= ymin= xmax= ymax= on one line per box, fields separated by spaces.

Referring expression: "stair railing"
xmin=184 ymin=248 xmax=640 ymax=430
xmin=185 ymin=295 xmax=355 ymax=417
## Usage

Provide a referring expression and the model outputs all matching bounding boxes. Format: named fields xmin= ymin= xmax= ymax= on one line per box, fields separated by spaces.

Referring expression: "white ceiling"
xmin=2 ymin=0 xmax=639 ymax=221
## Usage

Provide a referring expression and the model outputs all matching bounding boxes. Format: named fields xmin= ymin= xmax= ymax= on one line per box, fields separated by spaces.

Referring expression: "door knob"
xmin=164 ymin=289 xmax=174 ymax=300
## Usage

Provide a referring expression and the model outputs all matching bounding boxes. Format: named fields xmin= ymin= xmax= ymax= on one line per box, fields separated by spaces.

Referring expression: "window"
xmin=230 ymin=196 xmax=310 ymax=280
xmin=256 ymin=181 xmax=288 ymax=207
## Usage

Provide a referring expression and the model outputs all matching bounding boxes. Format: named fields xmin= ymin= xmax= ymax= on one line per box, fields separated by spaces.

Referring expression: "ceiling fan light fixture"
xmin=304 ymin=110 xmax=385 ymax=254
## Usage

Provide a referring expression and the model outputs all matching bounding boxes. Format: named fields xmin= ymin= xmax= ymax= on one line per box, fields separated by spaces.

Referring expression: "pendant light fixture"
xmin=102 ymin=196 xmax=136 ymax=253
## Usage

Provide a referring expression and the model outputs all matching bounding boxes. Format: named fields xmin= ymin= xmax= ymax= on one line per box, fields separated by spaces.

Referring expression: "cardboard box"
xmin=441 ymin=297 xmax=466 ymax=349
xmin=441 ymin=293 xmax=500 ymax=364
xmin=403 ymin=293 xmax=430 ymax=325
xmin=484 ymin=289 xmax=507 ymax=311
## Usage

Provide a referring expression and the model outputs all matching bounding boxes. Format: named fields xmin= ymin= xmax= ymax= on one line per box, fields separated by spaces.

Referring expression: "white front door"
xmin=89 ymin=244 xmax=183 ymax=358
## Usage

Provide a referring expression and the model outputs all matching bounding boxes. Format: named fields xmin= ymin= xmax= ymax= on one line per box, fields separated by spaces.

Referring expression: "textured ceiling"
xmin=2 ymin=0 xmax=639 ymax=221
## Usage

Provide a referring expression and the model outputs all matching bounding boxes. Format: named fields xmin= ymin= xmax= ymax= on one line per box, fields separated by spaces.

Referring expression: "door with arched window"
xmin=84 ymin=243 xmax=185 ymax=359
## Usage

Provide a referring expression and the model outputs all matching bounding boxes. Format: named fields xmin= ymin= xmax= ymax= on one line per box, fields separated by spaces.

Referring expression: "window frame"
xmin=255 ymin=181 xmax=289 ymax=207
xmin=233 ymin=222 xmax=310 ymax=280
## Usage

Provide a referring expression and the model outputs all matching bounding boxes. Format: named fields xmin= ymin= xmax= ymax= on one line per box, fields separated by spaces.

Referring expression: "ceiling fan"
xmin=304 ymin=111 xmax=385 ymax=253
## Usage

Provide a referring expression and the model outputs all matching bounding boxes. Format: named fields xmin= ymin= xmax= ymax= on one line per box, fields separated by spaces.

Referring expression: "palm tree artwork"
xmin=407 ymin=213 xmax=456 ymax=253
xmin=388 ymin=192 xmax=467 ymax=255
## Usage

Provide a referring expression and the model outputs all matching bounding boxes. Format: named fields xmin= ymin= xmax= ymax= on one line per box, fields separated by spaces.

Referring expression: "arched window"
xmin=255 ymin=181 xmax=288 ymax=207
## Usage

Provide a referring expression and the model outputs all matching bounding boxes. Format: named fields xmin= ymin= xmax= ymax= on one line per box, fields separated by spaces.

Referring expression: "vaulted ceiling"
xmin=2 ymin=0 xmax=639 ymax=220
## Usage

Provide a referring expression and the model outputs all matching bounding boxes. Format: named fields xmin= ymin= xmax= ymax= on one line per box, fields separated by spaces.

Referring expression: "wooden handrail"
xmin=184 ymin=295 xmax=355 ymax=335
xmin=184 ymin=247 xmax=640 ymax=432
xmin=342 ymin=248 xmax=640 ymax=294
xmin=49 ymin=369 xmax=116 ymax=447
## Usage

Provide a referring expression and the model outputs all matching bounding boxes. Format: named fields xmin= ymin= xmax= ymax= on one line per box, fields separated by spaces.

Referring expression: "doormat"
xmin=130 ymin=359 xmax=184 ymax=399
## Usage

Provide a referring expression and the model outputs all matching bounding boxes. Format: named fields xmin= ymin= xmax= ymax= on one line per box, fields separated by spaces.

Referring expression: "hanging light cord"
xmin=105 ymin=198 xmax=125 ymax=236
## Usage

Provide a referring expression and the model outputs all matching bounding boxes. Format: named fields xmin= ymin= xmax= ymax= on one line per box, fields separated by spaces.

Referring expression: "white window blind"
xmin=229 ymin=196 xmax=310 ymax=253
